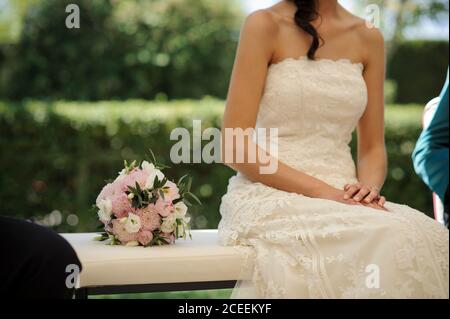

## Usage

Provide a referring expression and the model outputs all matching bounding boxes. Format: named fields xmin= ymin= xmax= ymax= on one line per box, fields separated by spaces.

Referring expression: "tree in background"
xmin=0 ymin=0 xmax=37 ymax=44
xmin=0 ymin=0 xmax=242 ymax=100
xmin=357 ymin=0 xmax=448 ymax=56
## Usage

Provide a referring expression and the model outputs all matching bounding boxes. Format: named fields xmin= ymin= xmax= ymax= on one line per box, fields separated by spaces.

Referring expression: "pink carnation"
xmin=138 ymin=230 xmax=153 ymax=246
xmin=112 ymin=219 xmax=139 ymax=244
xmin=139 ymin=205 xmax=162 ymax=231
xmin=111 ymin=192 xmax=134 ymax=218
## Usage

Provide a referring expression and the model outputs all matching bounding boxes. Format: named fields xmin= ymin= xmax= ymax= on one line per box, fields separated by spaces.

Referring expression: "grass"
xmin=385 ymin=103 xmax=424 ymax=127
xmin=91 ymin=289 xmax=233 ymax=299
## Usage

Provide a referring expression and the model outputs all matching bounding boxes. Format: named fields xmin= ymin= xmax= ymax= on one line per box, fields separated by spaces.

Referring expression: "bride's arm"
xmin=221 ymin=11 xmax=347 ymax=202
xmin=349 ymin=28 xmax=388 ymax=205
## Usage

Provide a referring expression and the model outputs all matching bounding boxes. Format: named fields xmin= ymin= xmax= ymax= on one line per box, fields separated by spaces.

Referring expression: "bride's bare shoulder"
xmin=341 ymin=9 xmax=384 ymax=62
xmin=344 ymin=11 xmax=384 ymax=47
xmin=241 ymin=9 xmax=281 ymax=39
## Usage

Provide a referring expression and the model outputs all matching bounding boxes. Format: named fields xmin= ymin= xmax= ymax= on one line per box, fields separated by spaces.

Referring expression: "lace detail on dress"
xmin=218 ymin=58 xmax=449 ymax=299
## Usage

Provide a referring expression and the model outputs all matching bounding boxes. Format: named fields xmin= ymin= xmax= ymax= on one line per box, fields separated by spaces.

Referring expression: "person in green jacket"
xmin=413 ymin=69 xmax=449 ymax=228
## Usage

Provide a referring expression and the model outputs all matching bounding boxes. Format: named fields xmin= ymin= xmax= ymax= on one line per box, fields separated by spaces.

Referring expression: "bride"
xmin=217 ymin=0 xmax=449 ymax=298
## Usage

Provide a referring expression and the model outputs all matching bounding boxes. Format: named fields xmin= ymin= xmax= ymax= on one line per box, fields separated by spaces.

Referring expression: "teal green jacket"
xmin=412 ymin=70 xmax=449 ymax=203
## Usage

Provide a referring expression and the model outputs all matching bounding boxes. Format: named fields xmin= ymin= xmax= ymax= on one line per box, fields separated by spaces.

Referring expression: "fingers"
xmin=353 ymin=186 xmax=371 ymax=202
xmin=344 ymin=183 xmax=361 ymax=200
xmin=363 ymin=189 xmax=379 ymax=204
xmin=363 ymin=202 xmax=387 ymax=212
xmin=378 ymin=196 xmax=386 ymax=206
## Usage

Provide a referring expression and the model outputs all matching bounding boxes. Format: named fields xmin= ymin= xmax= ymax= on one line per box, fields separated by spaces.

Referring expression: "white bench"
xmin=62 ymin=230 xmax=251 ymax=298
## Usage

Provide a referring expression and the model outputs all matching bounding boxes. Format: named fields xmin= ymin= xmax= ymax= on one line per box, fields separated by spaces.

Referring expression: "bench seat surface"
xmin=61 ymin=230 xmax=250 ymax=288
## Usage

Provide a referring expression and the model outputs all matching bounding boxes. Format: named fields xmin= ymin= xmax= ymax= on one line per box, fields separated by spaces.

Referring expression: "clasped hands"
xmin=342 ymin=182 xmax=388 ymax=212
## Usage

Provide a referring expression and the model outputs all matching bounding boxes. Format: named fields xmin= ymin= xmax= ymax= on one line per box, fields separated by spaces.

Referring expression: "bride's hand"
xmin=343 ymin=183 xmax=386 ymax=207
xmin=317 ymin=187 xmax=363 ymax=206
xmin=316 ymin=186 xmax=388 ymax=212
xmin=360 ymin=201 xmax=389 ymax=212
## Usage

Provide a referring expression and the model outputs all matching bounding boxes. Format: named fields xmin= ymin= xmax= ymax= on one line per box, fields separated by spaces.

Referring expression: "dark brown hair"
xmin=292 ymin=0 xmax=320 ymax=59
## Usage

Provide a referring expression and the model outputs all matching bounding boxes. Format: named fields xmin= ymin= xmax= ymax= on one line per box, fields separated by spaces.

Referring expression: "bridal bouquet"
xmin=94 ymin=151 xmax=199 ymax=247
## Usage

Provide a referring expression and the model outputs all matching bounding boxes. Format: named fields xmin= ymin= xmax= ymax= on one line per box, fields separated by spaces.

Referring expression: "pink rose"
xmin=138 ymin=230 xmax=153 ymax=246
xmin=163 ymin=181 xmax=180 ymax=202
xmin=155 ymin=199 xmax=174 ymax=217
xmin=118 ymin=168 xmax=149 ymax=192
xmin=96 ymin=183 xmax=116 ymax=206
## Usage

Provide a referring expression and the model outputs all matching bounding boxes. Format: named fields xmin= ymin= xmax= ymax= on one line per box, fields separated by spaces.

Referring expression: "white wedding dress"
xmin=218 ymin=57 xmax=449 ymax=299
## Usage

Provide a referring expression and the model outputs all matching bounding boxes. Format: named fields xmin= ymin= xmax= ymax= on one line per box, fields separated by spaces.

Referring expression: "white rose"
xmin=125 ymin=241 xmax=140 ymax=247
xmin=174 ymin=202 xmax=188 ymax=219
xmin=124 ymin=213 xmax=142 ymax=234
xmin=142 ymin=161 xmax=165 ymax=189
xmin=97 ymin=198 xmax=113 ymax=223
xmin=182 ymin=216 xmax=191 ymax=224
xmin=161 ymin=214 xmax=176 ymax=233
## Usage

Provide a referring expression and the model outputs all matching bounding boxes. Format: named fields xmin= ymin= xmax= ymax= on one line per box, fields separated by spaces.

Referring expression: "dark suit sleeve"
xmin=413 ymin=70 xmax=449 ymax=203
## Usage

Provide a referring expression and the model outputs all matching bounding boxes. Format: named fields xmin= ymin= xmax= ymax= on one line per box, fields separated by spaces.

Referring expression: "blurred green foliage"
xmin=0 ymin=1 xmax=448 ymax=104
xmin=0 ymin=0 xmax=241 ymax=100
xmin=0 ymin=99 xmax=434 ymax=232
xmin=388 ymin=40 xmax=449 ymax=104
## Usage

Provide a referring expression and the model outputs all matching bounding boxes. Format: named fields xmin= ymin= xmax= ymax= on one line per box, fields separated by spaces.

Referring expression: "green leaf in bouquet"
xmin=114 ymin=236 xmax=122 ymax=246
xmin=153 ymin=176 xmax=168 ymax=190
xmin=172 ymin=198 xmax=183 ymax=205
xmin=148 ymin=148 xmax=157 ymax=164
xmin=156 ymin=162 xmax=171 ymax=170
xmin=177 ymin=174 xmax=189 ymax=185
xmin=127 ymin=183 xmax=152 ymax=209
xmin=94 ymin=232 xmax=110 ymax=241
xmin=148 ymin=191 xmax=158 ymax=205
xmin=158 ymin=237 xmax=169 ymax=245
xmin=186 ymin=176 xmax=192 ymax=192
xmin=159 ymin=189 xmax=165 ymax=200
xmin=177 ymin=174 xmax=189 ymax=193
xmin=183 ymin=191 xmax=202 ymax=206
xmin=135 ymin=182 xmax=143 ymax=203
xmin=123 ymin=160 xmax=138 ymax=174
xmin=135 ymin=181 xmax=142 ymax=193
xmin=146 ymin=148 xmax=171 ymax=171
xmin=148 ymin=233 xmax=159 ymax=246
xmin=183 ymin=197 xmax=192 ymax=207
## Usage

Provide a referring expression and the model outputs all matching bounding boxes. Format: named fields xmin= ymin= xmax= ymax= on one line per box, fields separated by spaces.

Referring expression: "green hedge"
xmin=388 ymin=40 xmax=449 ymax=104
xmin=0 ymin=0 xmax=241 ymax=100
xmin=0 ymin=99 xmax=433 ymax=232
